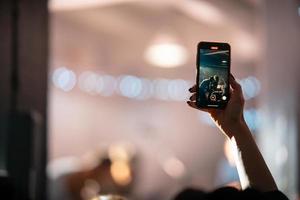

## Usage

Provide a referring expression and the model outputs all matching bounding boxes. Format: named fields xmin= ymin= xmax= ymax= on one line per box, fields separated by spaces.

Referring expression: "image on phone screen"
xmin=197 ymin=45 xmax=230 ymax=108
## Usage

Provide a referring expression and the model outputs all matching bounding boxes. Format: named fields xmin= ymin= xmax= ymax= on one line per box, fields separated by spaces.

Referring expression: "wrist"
xmin=222 ymin=119 xmax=251 ymax=139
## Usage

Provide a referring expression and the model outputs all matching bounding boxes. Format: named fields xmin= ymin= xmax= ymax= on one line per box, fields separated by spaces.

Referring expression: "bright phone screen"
xmin=197 ymin=48 xmax=230 ymax=107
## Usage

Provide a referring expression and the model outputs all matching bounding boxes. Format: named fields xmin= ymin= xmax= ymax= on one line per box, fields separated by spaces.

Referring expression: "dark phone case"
xmin=196 ymin=41 xmax=231 ymax=109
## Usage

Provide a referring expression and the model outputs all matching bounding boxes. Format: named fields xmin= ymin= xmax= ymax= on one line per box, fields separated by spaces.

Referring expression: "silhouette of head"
xmin=213 ymin=75 xmax=219 ymax=82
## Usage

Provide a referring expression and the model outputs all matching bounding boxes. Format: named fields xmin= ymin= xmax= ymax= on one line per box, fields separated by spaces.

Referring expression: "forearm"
xmin=225 ymin=120 xmax=277 ymax=192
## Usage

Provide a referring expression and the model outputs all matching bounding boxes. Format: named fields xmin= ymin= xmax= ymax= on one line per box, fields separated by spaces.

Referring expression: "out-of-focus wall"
xmin=258 ymin=0 xmax=300 ymax=199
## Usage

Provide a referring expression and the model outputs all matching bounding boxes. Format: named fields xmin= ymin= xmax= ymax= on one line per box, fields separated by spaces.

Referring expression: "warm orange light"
xmin=110 ymin=161 xmax=132 ymax=186
xmin=108 ymin=145 xmax=129 ymax=162
xmin=211 ymin=46 xmax=218 ymax=50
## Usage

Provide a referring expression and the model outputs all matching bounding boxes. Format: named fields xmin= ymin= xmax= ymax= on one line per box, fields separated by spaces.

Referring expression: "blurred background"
xmin=0 ymin=0 xmax=300 ymax=200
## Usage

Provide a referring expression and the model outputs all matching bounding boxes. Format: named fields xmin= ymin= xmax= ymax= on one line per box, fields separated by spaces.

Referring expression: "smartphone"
xmin=196 ymin=41 xmax=230 ymax=109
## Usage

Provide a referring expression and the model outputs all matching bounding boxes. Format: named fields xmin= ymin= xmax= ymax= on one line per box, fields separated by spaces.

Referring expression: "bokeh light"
xmin=110 ymin=161 xmax=132 ymax=186
xmin=163 ymin=157 xmax=186 ymax=179
xmin=78 ymin=71 xmax=98 ymax=95
xmin=167 ymin=79 xmax=190 ymax=101
xmin=118 ymin=75 xmax=143 ymax=98
xmin=52 ymin=67 xmax=76 ymax=92
xmin=239 ymin=76 xmax=261 ymax=100
xmin=145 ymin=43 xmax=188 ymax=68
xmin=153 ymin=78 xmax=170 ymax=100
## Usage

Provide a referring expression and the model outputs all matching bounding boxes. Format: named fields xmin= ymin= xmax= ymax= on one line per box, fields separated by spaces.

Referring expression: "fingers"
xmin=187 ymin=101 xmax=198 ymax=109
xmin=229 ymin=74 xmax=242 ymax=91
xmin=189 ymin=85 xmax=197 ymax=93
xmin=229 ymin=74 xmax=245 ymax=102
xmin=189 ymin=93 xmax=196 ymax=101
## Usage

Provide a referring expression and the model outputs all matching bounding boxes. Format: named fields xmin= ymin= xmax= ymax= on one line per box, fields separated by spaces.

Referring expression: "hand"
xmin=187 ymin=74 xmax=245 ymax=138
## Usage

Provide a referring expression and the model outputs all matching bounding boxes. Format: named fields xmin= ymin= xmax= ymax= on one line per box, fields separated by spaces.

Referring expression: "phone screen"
xmin=196 ymin=42 xmax=230 ymax=108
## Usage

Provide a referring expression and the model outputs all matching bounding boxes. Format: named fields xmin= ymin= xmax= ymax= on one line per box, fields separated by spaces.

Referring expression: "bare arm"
xmin=226 ymin=119 xmax=277 ymax=191
xmin=187 ymin=74 xmax=277 ymax=192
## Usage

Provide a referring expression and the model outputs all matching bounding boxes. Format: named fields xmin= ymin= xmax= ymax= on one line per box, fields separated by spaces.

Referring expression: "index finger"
xmin=229 ymin=74 xmax=241 ymax=90
xmin=189 ymin=85 xmax=197 ymax=93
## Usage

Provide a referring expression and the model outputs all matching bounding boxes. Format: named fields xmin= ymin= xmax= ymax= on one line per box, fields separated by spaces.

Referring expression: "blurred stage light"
xmin=110 ymin=160 xmax=132 ymax=186
xmin=47 ymin=157 xmax=81 ymax=179
xmin=234 ymin=32 xmax=258 ymax=60
xmin=179 ymin=0 xmax=223 ymax=25
xmin=244 ymin=108 xmax=262 ymax=131
xmin=78 ymin=72 xmax=117 ymax=96
xmin=49 ymin=0 xmax=138 ymax=11
xmin=135 ymin=78 xmax=153 ymax=100
xmin=119 ymin=75 xmax=143 ymax=98
xmin=163 ymin=157 xmax=185 ymax=179
xmin=78 ymin=71 xmax=98 ymax=95
xmin=53 ymin=67 xmax=194 ymax=101
xmin=95 ymin=195 xmax=127 ymax=200
xmin=153 ymin=79 xmax=170 ymax=100
xmin=145 ymin=43 xmax=188 ymax=68
xmin=108 ymin=145 xmax=130 ymax=162
xmin=52 ymin=67 xmax=77 ymax=92
xmin=167 ymin=79 xmax=190 ymax=101
xmin=80 ymin=179 xmax=101 ymax=200
xmin=95 ymin=75 xmax=105 ymax=94
xmin=100 ymin=75 xmax=117 ymax=96
xmin=239 ymin=76 xmax=261 ymax=100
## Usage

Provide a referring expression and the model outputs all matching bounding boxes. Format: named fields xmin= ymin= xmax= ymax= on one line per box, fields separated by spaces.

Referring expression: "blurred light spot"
xmin=0 ymin=170 xmax=8 ymax=177
xmin=80 ymin=179 xmax=101 ymax=200
xmin=224 ymin=140 xmax=235 ymax=166
xmin=53 ymin=67 xmax=196 ymax=101
xmin=244 ymin=108 xmax=259 ymax=131
xmin=108 ymin=145 xmax=129 ymax=162
xmin=239 ymin=76 xmax=261 ymax=100
xmin=95 ymin=76 xmax=105 ymax=93
xmin=78 ymin=71 xmax=98 ymax=95
xmin=98 ymin=195 xmax=126 ymax=200
xmin=168 ymin=79 xmax=190 ymax=101
xmin=234 ymin=31 xmax=258 ymax=60
xmin=163 ymin=157 xmax=185 ymax=179
xmin=119 ymin=75 xmax=143 ymax=98
xmin=110 ymin=161 xmax=132 ymax=186
xmin=180 ymin=0 xmax=223 ymax=25
xmin=98 ymin=197 xmax=109 ymax=200
xmin=47 ymin=157 xmax=80 ymax=179
xmin=275 ymin=145 xmax=288 ymax=167
xmin=100 ymin=75 xmax=117 ymax=96
xmin=136 ymin=78 xmax=153 ymax=100
xmin=145 ymin=43 xmax=188 ymax=68
xmin=198 ymin=112 xmax=215 ymax=127
xmin=49 ymin=0 xmax=133 ymax=11
xmin=153 ymin=79 xmax=170 ymax=100
xmin=52 ymin=67 xmax=76 ymax=91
